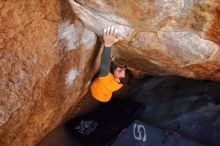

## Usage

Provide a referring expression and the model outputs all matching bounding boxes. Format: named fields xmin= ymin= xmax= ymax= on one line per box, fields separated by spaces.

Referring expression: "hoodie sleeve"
xmin=99 ymin=46 xmax=111 ymax=76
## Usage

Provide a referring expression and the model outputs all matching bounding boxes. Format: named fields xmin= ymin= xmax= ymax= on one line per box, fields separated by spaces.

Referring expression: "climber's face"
xmin=113 ymin=67 xmax=126 ymax=81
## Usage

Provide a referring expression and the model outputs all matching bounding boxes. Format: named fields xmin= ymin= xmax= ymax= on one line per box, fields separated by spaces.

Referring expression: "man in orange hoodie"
xmin=90 ymin=26 xmax=128 ymax=102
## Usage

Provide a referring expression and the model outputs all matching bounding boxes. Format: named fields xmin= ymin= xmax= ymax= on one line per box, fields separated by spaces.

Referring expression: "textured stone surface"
xmin=0 ymin=0 xmax=220 ymax=145
xmin=69 ymin=0 xmax=220 ymax=81
xmin=0 ymin=0 xmax=99 ymax=145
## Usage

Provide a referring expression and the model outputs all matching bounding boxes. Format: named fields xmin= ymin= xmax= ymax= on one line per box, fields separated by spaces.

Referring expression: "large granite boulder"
xmin=0 ymin=0 xmax=219 ymax=145
xmin=0 ymin=0 xmax=99 ymax=145
xmin=69 ymin=0 xmax=220 ymax=80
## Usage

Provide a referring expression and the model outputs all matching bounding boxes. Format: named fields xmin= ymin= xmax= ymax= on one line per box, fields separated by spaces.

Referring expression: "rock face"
xmin=0 ymin=0 xmax=219 ymax=145
xmin=69 ymin=0 xmax=220 ymax=81
xmin=0 ymin=0 xmax=99 ymax=145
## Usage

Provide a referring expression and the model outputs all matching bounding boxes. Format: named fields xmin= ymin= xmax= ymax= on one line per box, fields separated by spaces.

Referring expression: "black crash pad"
xmin=111 ymin=120 xmax=206 ymax=146
xmin=65 ymin=100 xmax=145 ymax=146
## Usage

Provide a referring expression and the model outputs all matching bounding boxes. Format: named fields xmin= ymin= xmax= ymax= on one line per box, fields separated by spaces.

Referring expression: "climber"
xmin=90 ymin=26 xmax=132 ymax=102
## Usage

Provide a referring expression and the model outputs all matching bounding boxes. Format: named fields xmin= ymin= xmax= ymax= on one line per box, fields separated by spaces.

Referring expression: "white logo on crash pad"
xmin=133 ymin=123 xmax=147 ymax=142
xmin=75 ymin=120 xmax=98 ymax=135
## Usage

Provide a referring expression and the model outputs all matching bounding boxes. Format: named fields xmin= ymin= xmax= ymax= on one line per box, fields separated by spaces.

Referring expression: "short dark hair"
xmin=120 ymin=69 xmax=133 ymax=85
xmin=110 ymin=62 xmax=126 ymax=74
xmin=110 ymin=62 xmax=133 ymax=85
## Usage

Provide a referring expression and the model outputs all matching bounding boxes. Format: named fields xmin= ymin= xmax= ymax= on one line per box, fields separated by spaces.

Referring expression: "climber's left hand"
xmin=103 ymin=26 xmax=122 ymax=47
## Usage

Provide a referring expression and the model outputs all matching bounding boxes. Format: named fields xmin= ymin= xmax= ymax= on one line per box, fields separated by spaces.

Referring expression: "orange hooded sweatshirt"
xmin=90 ymin=73 xmax=123 ymax=102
